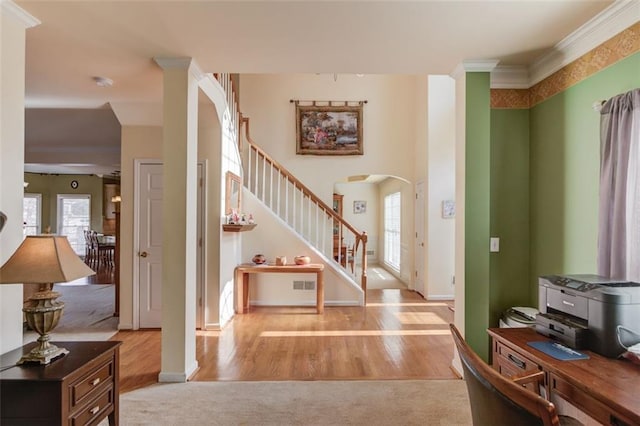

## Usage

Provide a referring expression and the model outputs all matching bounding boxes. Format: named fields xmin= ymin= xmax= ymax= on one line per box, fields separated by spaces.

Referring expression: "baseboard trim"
xmin=158 ymin=360 xmax=199 ymax=383
xmin=426 ymin=294 xmax=455 ymax=301
xmin=117 ymin=323 xmax=133 ymax=330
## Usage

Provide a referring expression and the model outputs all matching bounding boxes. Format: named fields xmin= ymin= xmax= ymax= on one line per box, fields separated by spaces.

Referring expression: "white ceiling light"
xmin=92 ymin=76 xmax=113 ymax=87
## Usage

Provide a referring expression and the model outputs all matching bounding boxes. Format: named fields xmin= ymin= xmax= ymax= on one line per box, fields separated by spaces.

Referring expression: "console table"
xmin=488 ymin=327 xmax=639 ymax=426
xmin=0 ymin=340 xmax=121 ymax=426
xmin=235 ymin=263 xmax=325 ymax=314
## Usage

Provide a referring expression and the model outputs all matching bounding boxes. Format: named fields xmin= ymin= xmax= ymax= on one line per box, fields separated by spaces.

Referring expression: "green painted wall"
xmin=464 ymin=53 xmax=638 ymax=360
xmin=530 ymin=53 xmax=640 ymax=301
xmin=490 ymin=109 xmax=531 ymax=323
xmin=464 ymin=72 xmax=492 ymax=360
xmin=24 ymin=173 xmax=105 ymax=233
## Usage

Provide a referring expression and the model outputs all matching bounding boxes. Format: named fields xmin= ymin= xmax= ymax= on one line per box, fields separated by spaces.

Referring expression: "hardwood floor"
xmin=113 ymin=289 xmax=457 ymax=393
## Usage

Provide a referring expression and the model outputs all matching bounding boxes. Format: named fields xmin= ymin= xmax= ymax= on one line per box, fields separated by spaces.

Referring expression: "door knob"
xmin=139 ymin=251 xmax=148 ymax=258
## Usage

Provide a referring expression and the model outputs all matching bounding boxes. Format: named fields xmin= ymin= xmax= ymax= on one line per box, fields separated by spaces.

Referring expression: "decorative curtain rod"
xmin=593 ymin=99 xmax=606 ymax=112
xmin=290 ymin=100 xmax=368 ymax=106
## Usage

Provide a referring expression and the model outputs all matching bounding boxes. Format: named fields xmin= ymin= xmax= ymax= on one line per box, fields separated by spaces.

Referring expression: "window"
xmin=57 ymin=194 xmax=91 ymax=255
xmin=384 ymin=192 xmax=401 ymax=270
xmin=23 ymin=194 xmax=42 ymax=237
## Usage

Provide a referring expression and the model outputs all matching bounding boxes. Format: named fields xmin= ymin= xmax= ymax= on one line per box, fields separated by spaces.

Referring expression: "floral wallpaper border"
xmin=491 ymin=22 xmax=639 ymax=109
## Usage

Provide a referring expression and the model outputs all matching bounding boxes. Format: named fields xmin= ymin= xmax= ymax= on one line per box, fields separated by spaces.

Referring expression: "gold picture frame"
xmin=225 ymin=171 xmax=242 ymax=215
xmin=296 ymin=104 xmax=363 ymax=155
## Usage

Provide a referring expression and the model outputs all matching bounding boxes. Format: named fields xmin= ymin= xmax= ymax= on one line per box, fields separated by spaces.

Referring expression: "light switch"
xmin=490 ymin=237 xmax=500 ymax=252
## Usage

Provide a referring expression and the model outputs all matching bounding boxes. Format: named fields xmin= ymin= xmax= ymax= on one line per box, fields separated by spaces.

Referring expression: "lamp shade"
xmin=0 ymin=235 xmax=95 ymax=284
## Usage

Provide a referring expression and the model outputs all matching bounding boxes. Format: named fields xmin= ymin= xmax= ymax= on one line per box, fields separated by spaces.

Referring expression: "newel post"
xmin=360 ymin=232 xmax=368 ymax=305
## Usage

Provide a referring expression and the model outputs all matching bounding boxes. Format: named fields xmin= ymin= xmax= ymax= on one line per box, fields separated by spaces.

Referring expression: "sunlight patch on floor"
xmin=366 ymin=302 xmax=449 ymax=307
xmin=197 ymin=330 xmax=222 ymax=337
xmin=260 ymin=329 xmax=451 ymax=337
xmin=394 ymin=312 xmax=448 ymax=325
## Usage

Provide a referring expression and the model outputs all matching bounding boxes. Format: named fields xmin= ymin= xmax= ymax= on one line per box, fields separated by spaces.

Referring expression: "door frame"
xmin=132 ymin=159 xmax=207 ymax=330
xmin=414 ymin=180 xmax=426 ymax=297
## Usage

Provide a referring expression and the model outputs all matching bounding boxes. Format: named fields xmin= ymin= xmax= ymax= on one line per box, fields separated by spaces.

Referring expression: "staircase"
xmin=215 ymin=74 xmax=368 ymax=300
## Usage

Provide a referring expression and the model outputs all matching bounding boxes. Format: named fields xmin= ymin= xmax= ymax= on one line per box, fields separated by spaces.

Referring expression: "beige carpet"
xmin=110 ymin=380 xmax=471 ymax=425
xmin=23 ymin=284 xmax=118 ymax=343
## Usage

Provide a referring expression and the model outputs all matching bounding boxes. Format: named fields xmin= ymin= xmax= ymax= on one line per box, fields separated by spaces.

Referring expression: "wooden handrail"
xmin=241 ymin=116 xmax=364 ymax=241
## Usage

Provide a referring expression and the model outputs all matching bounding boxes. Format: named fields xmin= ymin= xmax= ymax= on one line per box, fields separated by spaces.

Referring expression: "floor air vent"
xmin=293 ymin=280 xmax=316 ymax=290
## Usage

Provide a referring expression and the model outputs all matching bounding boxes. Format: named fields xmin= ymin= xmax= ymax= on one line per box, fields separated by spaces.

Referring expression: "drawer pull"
xmin=90 ymin=406 xmax=100 ymax=415
xmin=507 ymin=353 xmax=526 ymax=369
xmin=91 ymin=378 xmax=100 ymax=386
xmin=562 ymin=300 xmax=575 ymax=307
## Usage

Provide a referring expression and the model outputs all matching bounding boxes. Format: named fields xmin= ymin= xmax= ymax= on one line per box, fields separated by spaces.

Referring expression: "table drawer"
xmin=550 ymin=373 xmax=634 ymax=426
xmin=71 ymin=386 xmax=114 ymax=426
xmin=70 ymin=358 xmax=114 ymax=410
xmin=494 ymin=341 xmax=541 ymax=374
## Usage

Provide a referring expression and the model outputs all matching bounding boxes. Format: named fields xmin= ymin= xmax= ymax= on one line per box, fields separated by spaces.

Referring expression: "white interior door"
xmin=137 ymin=162 xmax=204 ymax=329
xmin=415 ymin=181 xmax=426 ymax=296
xmin=139 ymin=163 xmax=164 ymax=328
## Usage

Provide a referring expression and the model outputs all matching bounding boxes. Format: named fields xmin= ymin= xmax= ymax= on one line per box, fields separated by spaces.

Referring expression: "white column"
xmin=0 ymin=2 xmax=40 ymax=354
xmin=154 ymin=57 xmax=200 ymax=382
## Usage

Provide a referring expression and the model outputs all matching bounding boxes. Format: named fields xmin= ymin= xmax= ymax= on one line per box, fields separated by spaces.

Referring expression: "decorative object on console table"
xmin=252 ymin=254 xmax=266 ymax=265
xmin=0 ymin=235 xmax=96 ymax=364
xmin=294 ymin=255 xmax=311 ymax=265
xmin=275 ymin=256 xmax=287 ymax=266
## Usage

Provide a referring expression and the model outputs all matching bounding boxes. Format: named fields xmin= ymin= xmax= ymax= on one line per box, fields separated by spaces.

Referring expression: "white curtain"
xmin=625 ymin=92 xmax=640 ymax=282
xmin=598 ymin=88 xmax=640 ymax=281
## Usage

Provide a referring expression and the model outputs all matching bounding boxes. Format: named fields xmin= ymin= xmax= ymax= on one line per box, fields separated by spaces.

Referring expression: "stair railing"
xmin=241 ymin=116 xmax=368 ymax=297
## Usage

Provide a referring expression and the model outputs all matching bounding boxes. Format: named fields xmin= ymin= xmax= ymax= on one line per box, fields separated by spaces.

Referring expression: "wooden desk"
xmin=235 ymin=263 xmax=324 ymax=314
xmin=488 ymin=327 xmax=640 ymax=426
xmin=0 ymin=340 xmax=121 ymax=426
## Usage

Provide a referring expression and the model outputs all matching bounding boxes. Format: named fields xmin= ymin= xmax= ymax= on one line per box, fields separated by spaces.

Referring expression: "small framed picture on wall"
xmin=442 ymin=200 xmax=455 ymax=218
xmin=353 ymin=200 xmax=367 ymax=214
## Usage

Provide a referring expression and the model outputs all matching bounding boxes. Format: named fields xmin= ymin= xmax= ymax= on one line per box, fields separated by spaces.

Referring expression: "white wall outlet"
xmin=490 ymin=237 xmax=500 ymax=252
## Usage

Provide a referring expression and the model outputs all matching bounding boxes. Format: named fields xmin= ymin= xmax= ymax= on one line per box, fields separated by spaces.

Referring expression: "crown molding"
xmin=154 ymin=57 xmax=207 ymax=82
xmin=529 ymin=0 xmax=640 ymax=86
xmin=0 ymin=0 xmax=40 ymax=28
xmin=462 ymin=59 xmax=500 ymax=72
xmin=154 ymin=57 xmax=193 ymax=70
xmin=450 ymin=59 xmax=500 ymax=80
xmin=490 ymin=66 xmax=530 ymax=89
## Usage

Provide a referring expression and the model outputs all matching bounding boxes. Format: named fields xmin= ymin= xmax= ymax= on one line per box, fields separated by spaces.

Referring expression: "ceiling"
xmin=14 ymin=0 xmax=616 ymax=175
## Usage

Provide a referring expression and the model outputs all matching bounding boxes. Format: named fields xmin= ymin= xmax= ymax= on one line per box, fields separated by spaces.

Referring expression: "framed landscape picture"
xmin=296 ymin=104 xmax=363 ymax=155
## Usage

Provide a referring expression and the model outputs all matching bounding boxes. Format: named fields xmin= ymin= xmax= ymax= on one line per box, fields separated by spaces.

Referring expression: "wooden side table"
xmin=235 ymin=263 xmax=325 ymax=314
xmin=0 ymin=340 xmax=121 ymax=426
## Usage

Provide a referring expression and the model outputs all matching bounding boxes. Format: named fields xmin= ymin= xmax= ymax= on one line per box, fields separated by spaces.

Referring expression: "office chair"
xmin=450 ymin=324 xmax=582 ymax=426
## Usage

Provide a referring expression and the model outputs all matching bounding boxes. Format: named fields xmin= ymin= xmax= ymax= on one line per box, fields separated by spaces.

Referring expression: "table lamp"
xmin=0 ymin=235 xmax=96 ymax=364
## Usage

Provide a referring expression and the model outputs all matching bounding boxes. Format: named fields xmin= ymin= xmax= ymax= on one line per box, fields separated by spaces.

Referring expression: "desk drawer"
xmin=71 ymin=385 xmax=114 ymax=426
xmin=550 ymin=373 xmax=633 ymax=426
xmin=493 ymin=341 xmax=543 ymax=393
xmin=494 ymin=341 xmax=541 ymax=374
xmin=70 ymin=358 xmax=114 ymax=410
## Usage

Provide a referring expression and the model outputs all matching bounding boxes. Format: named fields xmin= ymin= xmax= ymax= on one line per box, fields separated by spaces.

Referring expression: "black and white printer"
xmin=538 ymin=274 xmax=640 ymax=358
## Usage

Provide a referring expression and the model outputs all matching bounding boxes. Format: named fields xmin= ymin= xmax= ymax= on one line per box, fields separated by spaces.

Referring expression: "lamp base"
xmin=20 ymin=284 xmax=68 ymax=365
xmin=18 ymin=335 xmax=69 ymax=365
